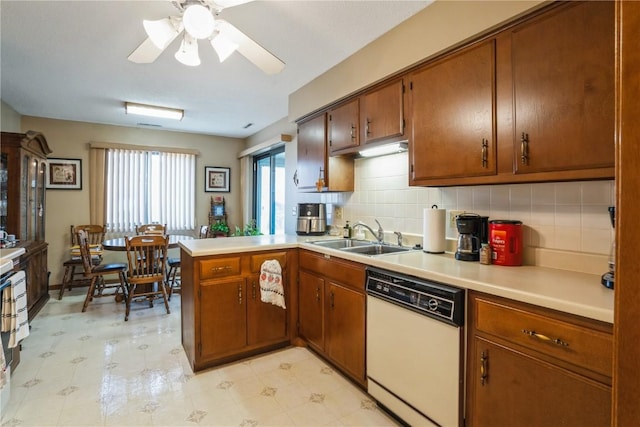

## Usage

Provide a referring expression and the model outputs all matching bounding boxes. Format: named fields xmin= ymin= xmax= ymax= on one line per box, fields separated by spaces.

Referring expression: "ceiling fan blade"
xmin=217 ymin=19 xmax=285 ymax=75
xmin=209 ymin=0 xmax=253 ymax=10
xmin=128 ymin=37 xmax=166 ymax=63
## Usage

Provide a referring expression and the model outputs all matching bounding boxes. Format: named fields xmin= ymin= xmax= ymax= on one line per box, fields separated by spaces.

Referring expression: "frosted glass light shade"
xmin=359 ymin=142 xmax=408 ymax=158
xmin=210 ymin=33 xmax=239 ymax=62
xmin=125 ymin=102 xmax=184 ymax=120
xmin=143 ymin=18 xmax=180 ymax=49
xmin=175 ymin=35 xmax=201 ymax=66
xmin=183 ymin=4 xmax=215 ymax=39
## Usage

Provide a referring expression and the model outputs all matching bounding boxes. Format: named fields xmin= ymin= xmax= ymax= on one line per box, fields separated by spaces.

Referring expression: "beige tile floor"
xmin=1 ymin=289 xmax=399 ymax=427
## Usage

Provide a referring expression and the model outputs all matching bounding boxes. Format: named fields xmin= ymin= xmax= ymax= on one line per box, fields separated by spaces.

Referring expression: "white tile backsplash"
xmin=338 ymin=152 xmax=614 ymax=259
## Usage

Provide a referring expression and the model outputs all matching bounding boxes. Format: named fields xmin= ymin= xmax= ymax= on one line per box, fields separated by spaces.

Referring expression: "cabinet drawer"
xmin=474 ymin=297 xmax=613 ymax=377
xmin=199 ymin=257 xmax=241 ymax=280
xmin=250 ymin=251 xmax=287 ymax=273
xmin=300 ymin=250 xmax=365 ymax=292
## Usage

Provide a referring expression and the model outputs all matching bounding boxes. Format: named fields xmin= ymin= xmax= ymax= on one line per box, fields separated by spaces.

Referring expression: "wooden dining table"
xmin=102 ymin=234 xmax=196 ymax=251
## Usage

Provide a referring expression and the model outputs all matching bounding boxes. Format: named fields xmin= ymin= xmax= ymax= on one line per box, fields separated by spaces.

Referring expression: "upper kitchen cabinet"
xmin=505 ymin=0 xmax=614 ymax=178
xmin=361 ymin=78 xmax=406 ymax=146
xmin=297 ymin=112 xmax=354 ymax=192
xmin=409 ymin=40 xmax=496 ymax=185
xmin=328 ymin=98 xmax=360 ymax=155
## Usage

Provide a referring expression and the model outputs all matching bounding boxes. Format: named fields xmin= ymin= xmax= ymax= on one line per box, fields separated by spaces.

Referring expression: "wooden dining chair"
xmin=166 ymin=226 xmax=208 ymax=300
xmin=136 ymin=223 xmax=167 ymax=235
xmin=59 ymin=224 xmax=106 ymax=300
xmin=76 ymin=229 xmax=128 ymax=313
xmin=124 ymin=234 xmax=170 ymax=321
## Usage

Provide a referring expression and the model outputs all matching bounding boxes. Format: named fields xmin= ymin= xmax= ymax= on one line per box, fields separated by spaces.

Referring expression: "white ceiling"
xmin=1 ymin=0 xmax=431 ymax=139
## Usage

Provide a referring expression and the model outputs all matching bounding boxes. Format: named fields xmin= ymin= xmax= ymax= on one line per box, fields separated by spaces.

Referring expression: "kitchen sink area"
xmin=310 ymin=239 xmax=417 ymax=256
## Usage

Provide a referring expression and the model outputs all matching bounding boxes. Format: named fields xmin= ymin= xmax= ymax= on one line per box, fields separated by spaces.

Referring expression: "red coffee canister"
xmin=489 ymin=220 xmax=523 ymax=266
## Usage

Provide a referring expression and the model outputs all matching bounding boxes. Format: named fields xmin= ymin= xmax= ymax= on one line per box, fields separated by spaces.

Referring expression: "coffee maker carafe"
xmin=455 ymin=213 xmax=489 ymax=261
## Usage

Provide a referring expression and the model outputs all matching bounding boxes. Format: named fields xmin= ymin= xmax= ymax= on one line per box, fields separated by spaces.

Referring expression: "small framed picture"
xmin=46 ymin=158 xmax=82 ymax=190
xmin=205 ymin=166 xmax=230 ymax=192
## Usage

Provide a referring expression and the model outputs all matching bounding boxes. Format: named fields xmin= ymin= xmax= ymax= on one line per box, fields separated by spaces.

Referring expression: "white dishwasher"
xmin=366 ymin=267 xmax=465 ymax=427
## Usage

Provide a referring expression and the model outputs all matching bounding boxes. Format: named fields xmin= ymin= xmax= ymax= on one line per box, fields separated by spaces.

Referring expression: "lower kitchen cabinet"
xmin=298 ymin=250 xmax=366 ymax=387
xmin=181 ymin=250 xmax=291 ymax=371
xmin=466 ymin=291 xmax=613 ymax=427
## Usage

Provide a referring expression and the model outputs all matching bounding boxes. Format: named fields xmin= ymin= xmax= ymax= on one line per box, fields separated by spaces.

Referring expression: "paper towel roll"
xmin=423 ymin=206 xmax=446 ymax=253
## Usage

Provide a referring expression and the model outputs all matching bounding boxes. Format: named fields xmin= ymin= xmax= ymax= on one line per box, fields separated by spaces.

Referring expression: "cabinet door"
xmin=200 ymin=278 xmax=247 ymax=359
xmin=511 ymin=1 xmax=614 ymax=174
xmin=409 ymin=40 xmax=495 ymax=183
xmin=298 ymin=270 xmax=324 ymax=351
xmin=328 ymin=99 xmax=359 ymax=154
xmin=325 ymin=282 xmax=365 ymax=383
xmin=247 ymin=274 xmax=287 ymax=346
xmin=467 ymin=337 xmax=611 ymax=427
xmin=362 ymin=79 xmax=405 ymax=144
xmin=297 ymin=114 xmax=327 ymax=190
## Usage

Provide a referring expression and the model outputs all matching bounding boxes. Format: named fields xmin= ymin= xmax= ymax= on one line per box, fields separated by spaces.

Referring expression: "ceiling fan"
xmin=127 ymin=0 xmax=285 ymax=74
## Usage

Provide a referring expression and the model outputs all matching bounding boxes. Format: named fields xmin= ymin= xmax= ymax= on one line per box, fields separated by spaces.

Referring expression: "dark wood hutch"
xmin=1 ymin=131 xmax=52 ymax=322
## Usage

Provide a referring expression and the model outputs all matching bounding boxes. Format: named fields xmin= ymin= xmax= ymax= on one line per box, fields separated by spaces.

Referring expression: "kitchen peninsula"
xmin=180 ymin=235 xmax=614 ymax=425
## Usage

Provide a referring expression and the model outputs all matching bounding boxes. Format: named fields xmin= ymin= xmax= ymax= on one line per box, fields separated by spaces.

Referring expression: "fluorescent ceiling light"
xmin=125 ymin=102 xmax=184 ymax=120
xmin=359 ymin=141 xmax=408 ymax=158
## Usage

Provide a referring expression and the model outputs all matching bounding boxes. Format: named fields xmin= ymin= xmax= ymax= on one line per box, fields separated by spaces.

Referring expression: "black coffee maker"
xmin=455 ymin=214 xmax=489 ymax=261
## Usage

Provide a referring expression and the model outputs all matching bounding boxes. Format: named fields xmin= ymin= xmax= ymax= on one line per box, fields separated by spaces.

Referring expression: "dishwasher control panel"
xmin=366 ymin=267 xmax=464 ymax=326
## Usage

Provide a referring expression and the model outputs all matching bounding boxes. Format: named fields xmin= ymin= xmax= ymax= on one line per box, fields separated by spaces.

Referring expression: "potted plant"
xmin=210 ymin=221 xmax=230 ymax=237
xmin=232 ymin=219 xmax=262 ymax=236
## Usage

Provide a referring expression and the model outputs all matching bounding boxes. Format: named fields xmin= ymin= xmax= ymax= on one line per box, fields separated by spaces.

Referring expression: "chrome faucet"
xmin=354 ymin=219 xmax=385 ymax=243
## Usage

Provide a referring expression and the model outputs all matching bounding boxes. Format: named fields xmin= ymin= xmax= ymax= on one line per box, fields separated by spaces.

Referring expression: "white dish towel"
xmin=259 ymin=260 xmax=286 ymax=309
xmin=1 ymin=271 xmax=29 ymax=348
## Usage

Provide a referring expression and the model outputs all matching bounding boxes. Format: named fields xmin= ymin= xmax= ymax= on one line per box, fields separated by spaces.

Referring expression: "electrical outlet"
xmin=334 ymin=206 xmax=344 ymax=220
xmin=449 ymin=210 xmax=464 ymax=227
xmin=292 ymin=206 xmax=297 ymax=216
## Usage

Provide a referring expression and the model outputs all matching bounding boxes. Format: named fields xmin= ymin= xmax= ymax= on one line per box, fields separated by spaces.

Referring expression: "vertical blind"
xmin=105 ymin=148 xmax=195 ymax=233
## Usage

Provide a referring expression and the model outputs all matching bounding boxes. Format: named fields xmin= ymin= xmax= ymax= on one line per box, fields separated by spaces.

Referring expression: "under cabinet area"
xmin=466 ymin=291 xmax=613 ymax=427
xmin=298 ymin=250 xmax=366 ymax=387
xmin=181 ymin=250 xmax=293 ymax=372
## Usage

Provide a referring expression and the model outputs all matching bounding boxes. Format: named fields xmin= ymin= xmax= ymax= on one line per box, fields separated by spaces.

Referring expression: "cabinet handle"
xmin=316 ymin=286 xmax=320 ymax=302
xmin=330 ymin=291 xmax=335 ymax=309
xmin=211 ymin=265 xmax=231 ymax=273
xmin=481 ymin=138 xmax=489 ymax=168
xmin=350 ymin=124 xmax=356 ymax=139
xmin=238 ymin=285 xmax=242 ymax=304
xmin=522 ymin=329 xmax=569 ymax=347
xmin=480 ymin=351 xmax=488 ymax=386
xmin=520 ymin=132 xmax=529 ymax=165
xmin=252 ymin=281 xmax=256 ymax=299
xmin=366 ymin=118 xmax=372 ymax=136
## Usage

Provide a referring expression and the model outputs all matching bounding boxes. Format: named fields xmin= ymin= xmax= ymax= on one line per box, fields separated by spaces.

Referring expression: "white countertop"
xmin=179 ymin=235 xmax=614 ymax=324
xmin=0 ymin=247 xmax=25 ymax=275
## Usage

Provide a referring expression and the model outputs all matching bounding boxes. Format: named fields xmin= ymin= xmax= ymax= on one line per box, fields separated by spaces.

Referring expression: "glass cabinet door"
xmin=28 ymin=154 xmax=38 ymax=241
xmin=0 ymin=154 xmax=7 ymax=232
xmin=37 ymin=160 xmax=46 ymax=240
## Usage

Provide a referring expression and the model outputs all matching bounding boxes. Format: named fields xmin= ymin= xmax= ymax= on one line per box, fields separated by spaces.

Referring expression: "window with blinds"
xmin=105 ymin=148 xmax=195 ymax=233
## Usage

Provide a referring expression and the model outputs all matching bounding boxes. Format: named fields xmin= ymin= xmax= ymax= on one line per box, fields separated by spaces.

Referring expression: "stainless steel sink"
xmin=341 ymin=244 xmax=416 ymax=256
xmin=310 ymin=239 xmax=374 ymax=249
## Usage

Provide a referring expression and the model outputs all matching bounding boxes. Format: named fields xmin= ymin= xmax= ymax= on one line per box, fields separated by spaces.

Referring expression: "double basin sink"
xmin=310 ymin=238 xmax=417 ymax=256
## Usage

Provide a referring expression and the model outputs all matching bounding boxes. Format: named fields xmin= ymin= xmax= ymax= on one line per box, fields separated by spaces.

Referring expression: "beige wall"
xmin=21 ymin=116 xmax=245 ymax=285
xmin=1 ymin=100 xmax=22 ymax=132
xmin=289 ymin=0 xmax=545 ymax=120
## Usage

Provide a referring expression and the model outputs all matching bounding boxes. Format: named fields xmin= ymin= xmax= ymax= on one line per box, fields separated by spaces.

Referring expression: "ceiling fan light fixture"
xmin=143 ymin=17 xmax=180 ymax=49
xmin=210 ymin=33 xmax=239 ymax=62
xmin=125 ymin=102 xmax=184 ymax=121
xmin=183 ymin=4 xmax=215 ymax=39
xmin=175 ymin=34 xmax=201 ymax=66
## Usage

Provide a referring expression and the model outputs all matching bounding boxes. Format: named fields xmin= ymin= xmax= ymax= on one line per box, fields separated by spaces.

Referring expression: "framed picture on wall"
xmin=46 ymin=158 xmax=82 ymax=190
xmin=205 ymin=166 xmax=230 ymax=192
